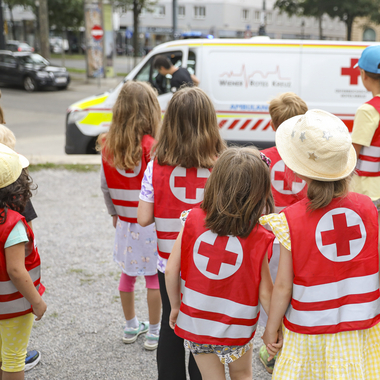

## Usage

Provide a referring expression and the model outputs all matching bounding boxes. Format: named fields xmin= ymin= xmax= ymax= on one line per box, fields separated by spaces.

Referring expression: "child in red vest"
xmin=262 ymin=109 xmax=380 ymax=379
xmin=138 ymin=86 xmax=225 ymax=380
xmin=259 ymin=92 xmax=308 ymax=372
xmin=99 ymin=81 xmax=162 ymax=350
xmin=165 ymin=147 xmax=275 ymax=380
xmin=0 ymin=143 xmax=46 ymax=379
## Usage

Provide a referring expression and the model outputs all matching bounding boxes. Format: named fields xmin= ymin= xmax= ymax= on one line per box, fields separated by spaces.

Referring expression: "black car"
xmin=0 ymin=51 xmax=70 ymax=91
xmin=6 ymin=40 xmax=34 ymax=53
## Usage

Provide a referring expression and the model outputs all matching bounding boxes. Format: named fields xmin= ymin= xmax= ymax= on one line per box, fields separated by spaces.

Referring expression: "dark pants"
xmin=157 ymin=271 xmax=202 ymax=380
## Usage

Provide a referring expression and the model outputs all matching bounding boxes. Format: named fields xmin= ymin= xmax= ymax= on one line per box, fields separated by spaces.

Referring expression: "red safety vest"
xmin=102 ymin=134 xmax=155 ymax=223
xmin=175 ymin=207 xmax=275 ymax=346
xmin=283 ymin=193 xmax=380 ymax=335
xmin=153 ymin=163 xmax=211 ymax=260
xmin=0 ymin=209 xmax=44 ymax=320
xmin=262 ymin=146 xmax=307 ymax=212
xmin=356 ymin=97 xmax=380 ymax=177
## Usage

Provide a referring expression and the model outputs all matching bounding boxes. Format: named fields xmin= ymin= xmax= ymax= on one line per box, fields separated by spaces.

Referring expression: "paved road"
xmin=0 ymin=77 xmax=121 ymax=156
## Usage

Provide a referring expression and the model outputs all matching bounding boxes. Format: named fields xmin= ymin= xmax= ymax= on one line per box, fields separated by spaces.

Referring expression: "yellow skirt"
xmin=273 ymin=322 xmax=380 ymax=380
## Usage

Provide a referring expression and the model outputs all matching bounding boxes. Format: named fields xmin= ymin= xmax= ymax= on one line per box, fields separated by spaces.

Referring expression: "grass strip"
xmin=29 ymin=163 xmax=100 ymax=172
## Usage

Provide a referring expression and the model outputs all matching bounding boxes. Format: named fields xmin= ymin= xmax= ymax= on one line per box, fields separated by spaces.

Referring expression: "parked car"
xmin=0 ymin=51 xmax=70 ymax=92
xmin=49 ymin=37 xmax=69 ymax=54
xmin=6 ymin=40 xmax=34 ymax=53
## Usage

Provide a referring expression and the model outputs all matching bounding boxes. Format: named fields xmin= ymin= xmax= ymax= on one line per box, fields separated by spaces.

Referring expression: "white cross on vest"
xmin=116 ymin=160 xmax=142 ymax=178
xmin=193 ymin=231 xmax=243 ymax=280
xmin=315 ymin=207 xmax=366 ymax=262
xmin=169 ymin=166 xmax=210 ymax=204
xmin=271 ymin=160 xmax=306 ymax=195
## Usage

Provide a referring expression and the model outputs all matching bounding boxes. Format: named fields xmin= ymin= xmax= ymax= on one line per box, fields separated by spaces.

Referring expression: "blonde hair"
xmin=0 ymin=124 xmax=16 ymax=149
xmin=307 ymin=177 xmax=350 ymax=210
xmin=99 ymin=81 xmax=161 ymax=170
xmin=154 ymin=87 xmax=226 ymax=168
xmin=269 ymin=92 xmax=308 ymax=130
xmin=201 ymin=147 xmax=274 ymax=238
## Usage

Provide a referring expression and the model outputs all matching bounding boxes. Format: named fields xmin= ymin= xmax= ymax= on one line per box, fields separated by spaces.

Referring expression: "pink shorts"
xmin=118 ymin=272 xmax=159 ymax=293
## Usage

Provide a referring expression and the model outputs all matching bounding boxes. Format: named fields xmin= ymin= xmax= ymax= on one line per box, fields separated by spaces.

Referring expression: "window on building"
xmin=266 ymin=12 xmax=272 ymax=24
xmin=254 ymin=10 xmax=260 ymax=22
xmin=194 ymin=6 xmax=206 ymax=19
xmin=363 ymin=28 xmax=376 ymax=41
xmin=178 ymin=6 xmax=185 ymax=17
xmin=154 ymin=5 xmax=165 ymax=17
xmin=242 ymin=9 xmax=249 ymax=21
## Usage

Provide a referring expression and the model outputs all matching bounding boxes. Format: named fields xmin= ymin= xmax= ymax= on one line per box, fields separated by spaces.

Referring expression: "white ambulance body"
xmin=65 ymin=38 xmax=374 ymax=154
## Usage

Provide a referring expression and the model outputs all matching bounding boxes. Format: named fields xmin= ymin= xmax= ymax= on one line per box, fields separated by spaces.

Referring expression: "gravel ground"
xmin=25 ymin=169 xmax=273 ymax=380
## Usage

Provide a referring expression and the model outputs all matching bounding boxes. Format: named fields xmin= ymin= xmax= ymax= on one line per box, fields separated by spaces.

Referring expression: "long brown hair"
xmin=99 ymin=81 xmax=161 ymax=170
xmin=154 ymin=87 xmax=225 ymax=168
xmin=201 ymin=147 xmax=274 ymax=238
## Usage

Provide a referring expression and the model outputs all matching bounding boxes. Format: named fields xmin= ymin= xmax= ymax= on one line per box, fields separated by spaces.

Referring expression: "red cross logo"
xmin=321 ymin=213 xmax=362 ymax=256
xmin=198 ymin=236 xmax=238 ymax=275
xmin=116 ymin=160 xmax=142 ymax=178
xmin=274 ymin=166 xmax=303 ymax=191
xmin=341 ymin=58 xmax=360 ymax=85
xmin=174 ymin=168 xmax=207 ymax=199
xmin=316 ymin=208 xmax=366 ymax=262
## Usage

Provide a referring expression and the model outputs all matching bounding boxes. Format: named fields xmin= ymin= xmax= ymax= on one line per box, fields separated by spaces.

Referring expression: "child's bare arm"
xmin=352 ymin=143 xmax=362 ymax=158
xmin=262 ymin=243 xmax=293 ymax=356
xmin=165 ymin=228 xmax=183 ymax=329
xmin=5 ymin=243 xmax=47 ymax=320
xmin=258 ymin=252 xmax=273 ymax=316
xmin=137 ymin=200 xmax=154 ymax=226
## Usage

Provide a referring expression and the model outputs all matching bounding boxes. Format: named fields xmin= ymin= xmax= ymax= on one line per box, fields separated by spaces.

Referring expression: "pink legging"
xmin=118 ymin=272 xmax=159 ymax=293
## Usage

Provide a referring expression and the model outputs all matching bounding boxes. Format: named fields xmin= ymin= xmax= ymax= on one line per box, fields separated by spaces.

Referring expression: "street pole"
xmin=0 ymin=0 xmax=5 ymax=50
xmin=258 ymin=0 xmax=266 ymax=36
xmin=38 ymin=0 xmax=50 ymax=59
xmin=172 ymin=0 xmax=177 ymax=40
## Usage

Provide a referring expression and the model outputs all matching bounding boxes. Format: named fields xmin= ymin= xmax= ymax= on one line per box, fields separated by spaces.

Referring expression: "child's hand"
xmin=169 ymin=308 xmax=179 ymax=329
xmin=112 ymin=215 xmax=118 ymax=228
xmin=32 ymin=299 xmax=47 ymax=321
xmin=262 ymin=327 xmax=278 ymax=348
xmin=265 ymin=327 xmax=283 ymax=360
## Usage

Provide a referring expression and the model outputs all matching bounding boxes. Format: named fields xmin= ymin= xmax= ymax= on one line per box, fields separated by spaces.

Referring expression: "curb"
xmin=25 ymin=154 xmax=101 ymax=165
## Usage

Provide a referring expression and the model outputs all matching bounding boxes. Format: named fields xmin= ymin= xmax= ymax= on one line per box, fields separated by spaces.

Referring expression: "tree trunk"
xmin=133 ymin=0 xmax=139 ymax=67
xmin=346 ymin=16 xmax=353 ymax=41
xmin=318 ymin=15 xmax=323 ymax=40
xmin=9 ymin=5 xmax=16 ymax=40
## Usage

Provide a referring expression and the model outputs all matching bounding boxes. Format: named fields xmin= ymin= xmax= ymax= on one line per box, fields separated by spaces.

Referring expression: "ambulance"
xmin=65 ymin=37 xmax=375 ymax=154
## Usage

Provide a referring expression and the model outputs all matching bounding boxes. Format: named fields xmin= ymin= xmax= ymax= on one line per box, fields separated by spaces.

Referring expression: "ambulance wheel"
xmin=24 ymin=76 xmax=38 ymax=92
xmin=86 ymin=136 xmax=99 ymax=154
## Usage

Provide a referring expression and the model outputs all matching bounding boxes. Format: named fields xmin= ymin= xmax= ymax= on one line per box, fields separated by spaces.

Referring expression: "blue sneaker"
xmin=25 ymin=350 xmax=41 ymax=372
xmin=122 ymin=321 xmax=149 ymax=344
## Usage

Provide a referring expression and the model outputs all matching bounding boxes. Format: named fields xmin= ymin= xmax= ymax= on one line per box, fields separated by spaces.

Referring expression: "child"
xmin=99 ymin=81 xmax=162 ymax=350
xmin=351 ymin=45 xmax=380 ymax=250
xmin=0 ymin=142 xmax=46 ymax=379
xmin=138 ymin=86 xmax=225 ymax=380
xmin=165 ymin=147 xmax=276 ymax=380
xmin=259 ymin=92 xmax=308 ymax=373
xmin=262 ymin=109 xmax=380 ymax=379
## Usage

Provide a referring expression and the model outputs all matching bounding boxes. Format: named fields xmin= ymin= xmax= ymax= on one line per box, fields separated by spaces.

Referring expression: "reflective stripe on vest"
xmin=108 ymin=188 xmax=140 ymax=220
xmin=0 ymin=266 xmax=40 ymax=296
xmin=356 ymin=97 xmax=380 ymax=177
xmin=177 ymin=280 xmax=259 ymax=340
xmin=0 ymin=284 xmax=40 ymax=316
xmin=155 ymin=217 xmax=182 ymax=256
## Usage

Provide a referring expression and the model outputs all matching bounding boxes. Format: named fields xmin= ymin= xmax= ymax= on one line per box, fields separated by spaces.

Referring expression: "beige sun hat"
xmin=0 ymin=143 xmax=29 ymax=189
xmin=275 ymin=109 xmax=357 ymax=181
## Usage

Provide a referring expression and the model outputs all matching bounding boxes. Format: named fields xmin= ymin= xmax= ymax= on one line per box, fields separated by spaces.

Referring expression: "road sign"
xmin=91 ymin=25 xmax=104 ymax=41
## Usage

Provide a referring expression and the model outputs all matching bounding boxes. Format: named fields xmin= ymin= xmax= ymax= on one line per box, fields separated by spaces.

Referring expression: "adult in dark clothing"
xmin=153 ymin=56 xmax=199 ymax=92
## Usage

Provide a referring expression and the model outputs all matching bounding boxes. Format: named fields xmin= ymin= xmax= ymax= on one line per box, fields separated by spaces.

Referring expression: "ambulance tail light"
xmin=67 ymin=110 xmax=88 ymax=125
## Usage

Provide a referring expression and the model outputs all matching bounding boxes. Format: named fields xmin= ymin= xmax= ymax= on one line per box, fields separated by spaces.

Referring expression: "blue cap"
xmin=354 ymin=45 xmax=380 ymax=73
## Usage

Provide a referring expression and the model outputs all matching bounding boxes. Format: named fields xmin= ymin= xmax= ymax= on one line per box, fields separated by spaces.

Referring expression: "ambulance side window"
xmin=134 ymin=60 xmax=151 ymax=82
xmin=187 ymin=51 xmax=196 ymax=75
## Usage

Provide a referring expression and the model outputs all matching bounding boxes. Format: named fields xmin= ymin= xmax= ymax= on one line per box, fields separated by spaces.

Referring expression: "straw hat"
xmin=0 ymin=143 xmax=29 ymax=189
xmin=275 ymin=109 xmax=356 ymax=181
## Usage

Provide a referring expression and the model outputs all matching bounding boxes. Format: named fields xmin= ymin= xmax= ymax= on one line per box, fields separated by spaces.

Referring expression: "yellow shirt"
xmin=351 ymin=95 xmax=380 ymax=201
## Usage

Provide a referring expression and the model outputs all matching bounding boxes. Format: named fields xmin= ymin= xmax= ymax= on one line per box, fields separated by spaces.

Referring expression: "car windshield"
xmin=18 ymin=54 xmax=49 ymax=65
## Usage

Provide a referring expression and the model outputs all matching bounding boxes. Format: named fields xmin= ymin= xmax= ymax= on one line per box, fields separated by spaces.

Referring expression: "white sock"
xmin=149 ymin=322 xmax=160 ymax=335
xmin=125 ymin=316 xmax=139 ymax=329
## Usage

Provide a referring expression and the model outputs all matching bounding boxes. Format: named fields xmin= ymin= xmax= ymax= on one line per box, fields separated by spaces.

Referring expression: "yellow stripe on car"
xmin=76 ymin=95 xmax=109 ymax=110
xmin=78 ymin=111 xmax=113 ymax=126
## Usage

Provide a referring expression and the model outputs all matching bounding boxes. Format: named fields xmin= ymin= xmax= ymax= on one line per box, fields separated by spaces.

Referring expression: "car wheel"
xmin=23 ymin=76 xmax=38 ymax=92
xmin=57 ymin=85 xmax=68 ymax=91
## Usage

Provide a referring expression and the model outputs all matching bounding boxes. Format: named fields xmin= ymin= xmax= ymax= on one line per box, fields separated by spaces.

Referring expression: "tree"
xmin=274 ymin=0 xmax=332 ymax=40
xmin=327 ymin=0 xmax=379 ymax=41
xmin=114 ymin=0 xmax=156 ymax=59
xmin=4 ymin=0 xmax=29 ymax=39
